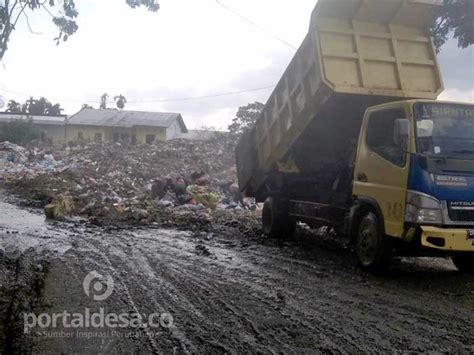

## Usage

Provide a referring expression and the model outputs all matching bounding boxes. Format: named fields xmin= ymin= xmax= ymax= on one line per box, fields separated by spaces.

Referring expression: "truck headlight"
xmin=405 ymin=191 xmax=443 ymax=224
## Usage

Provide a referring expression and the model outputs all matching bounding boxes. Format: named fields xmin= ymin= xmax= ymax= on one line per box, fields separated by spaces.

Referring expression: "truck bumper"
xmin=421 ymin=226 xmax=474 ymax=252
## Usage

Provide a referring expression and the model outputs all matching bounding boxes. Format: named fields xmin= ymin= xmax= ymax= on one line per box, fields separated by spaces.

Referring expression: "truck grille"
xmin=448 ymin=204 xmax=474 ymax=222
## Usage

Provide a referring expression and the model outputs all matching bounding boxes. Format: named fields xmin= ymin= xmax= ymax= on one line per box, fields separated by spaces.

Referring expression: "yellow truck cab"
xmin=352 ymin=100 xmax=474 ymax=271
xmin=235 ymin=0 xmax=474 ymax=272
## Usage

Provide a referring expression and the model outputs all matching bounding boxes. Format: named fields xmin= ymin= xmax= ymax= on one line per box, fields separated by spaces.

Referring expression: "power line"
xmin=215 ymin=0 xmax=297 ymax=50
xmin=127 ymin=86 xmax=275 ymax=104
xmin=1 ymin=1 xmax=286 ymax=106
xmin=0 ymin=85 xmax=275 ymax=105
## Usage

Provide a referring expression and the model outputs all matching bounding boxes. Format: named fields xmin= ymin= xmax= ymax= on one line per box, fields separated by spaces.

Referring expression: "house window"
xmin=94 ymin=133 xmax=102 ymax=142
xmin=146 ymin=134 xmax=156 ymax=145
xmin=113 ymin=133 xmax=120 ymax=143
xmin=78 ymin=132 xmax=84 ymax=140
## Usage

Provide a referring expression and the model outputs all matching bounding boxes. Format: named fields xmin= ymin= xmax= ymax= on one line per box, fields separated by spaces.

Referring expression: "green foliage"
xmin=114 ymin=94 xmax=127 ymax=110
xmin=0 ymin=0 xmax=160 ymax=60
xmin=82 ymin=103 xmax=93 ymax=109
xmin=52 ymin=0 xmax=79 ymax=44
xmin=125 ymin=0 xmax=160 ymax=12
xmin=6 ymin=100 xmax=21 ymax=113
xmin=6 ymin=97 xmax=64 ymax=115
xmin=0 ymin=119 xmax=40 ymax=145
xmin=432 ymin=0 xmax=474 ymax=51
xmin=47 ymin=103 xmax=63 ymax=116
xmin=99 ymin=93 xmax=127 ymax=110
xmin=100 ymin=93 xmax=108 ymax=109
xmin=228 ymin=102 xmax=264 ymax=138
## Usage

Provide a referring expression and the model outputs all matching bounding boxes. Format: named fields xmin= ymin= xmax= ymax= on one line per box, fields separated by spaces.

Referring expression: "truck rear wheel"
xmin=355 ymin=212 xmax=392 ymax=273
xmin=452 ymin=253 xmax=474 ymax=273
xmin=262 ymin=197 xmax=296 ymax=239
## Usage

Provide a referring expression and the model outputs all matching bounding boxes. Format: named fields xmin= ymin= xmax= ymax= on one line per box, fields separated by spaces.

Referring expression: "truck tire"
xmin=452 ymin=253 xmax=474 ymax=273
xmin=355 ymin=212 xmax=392 ymax=273
xmin=262 ymin=197 xmax=296 ymax=239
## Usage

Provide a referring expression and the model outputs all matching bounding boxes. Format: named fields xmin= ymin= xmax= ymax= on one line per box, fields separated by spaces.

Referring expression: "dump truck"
xmin=236 ymin=0 xmax=474 ymax=272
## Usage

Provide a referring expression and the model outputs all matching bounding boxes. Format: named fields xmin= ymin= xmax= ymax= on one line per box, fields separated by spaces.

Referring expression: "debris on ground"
xmin=0 ymin=142 xmax=65 ymax=182
xmin=44 ymin=194 xmax=75 ymax=220
xmin=1 ymin=138 xmax=260 ymax=233
xmin=0 ymin=142 xmax=28 ymax=166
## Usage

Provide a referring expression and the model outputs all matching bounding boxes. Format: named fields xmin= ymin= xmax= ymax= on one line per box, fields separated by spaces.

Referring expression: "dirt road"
xmin=1 ymin=198 xmax=474 ymax=353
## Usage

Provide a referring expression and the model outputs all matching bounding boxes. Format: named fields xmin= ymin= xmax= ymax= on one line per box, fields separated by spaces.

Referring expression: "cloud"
xmin=438 ymin=38 xmax=474 ymax=92
xmin=1 ymin=0 xmax=315 ymax=129
xmin=439 ymin=88 xmax=474 ymax=103
xmin=0 ymin=0 xmax=472 ymax=130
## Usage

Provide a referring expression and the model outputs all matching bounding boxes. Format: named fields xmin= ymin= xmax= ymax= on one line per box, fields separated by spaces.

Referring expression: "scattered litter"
xmin=44 ymin=195 xmax=75 ymax=220
xmin=0 ymin=141 xmax=28 ymax=167
xmin=2 ymin=138 xmax=259 ymax=232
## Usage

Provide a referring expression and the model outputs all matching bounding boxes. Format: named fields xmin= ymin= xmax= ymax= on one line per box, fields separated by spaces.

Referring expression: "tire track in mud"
xmin=2 ymin=198 xmax=474 ymax=353
xmin=65 ymin=235 xmax=194 ymax=354
xmin=80 ymin=231 xmax=263 ymax=352
xmin=67 ymin=230 xmax=279 ymax=352
xmin=0 ymin=251 xmax=49 ymax=354
xmin=236 ymin=246 xmax=473 ymax=352
xmin=80 ymin=230 xmax=362 ymax=352
xmin=77 ymin=228 xmax=474 ymax=352
xmin=218 ymin=237 xmax=474 ymax=349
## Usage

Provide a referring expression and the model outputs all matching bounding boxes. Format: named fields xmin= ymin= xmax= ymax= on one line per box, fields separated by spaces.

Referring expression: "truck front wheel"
xmin=452 ymin=253 xmax=474 ymax=273
xmin=262 ymin=197 xmax=296 ymax=239
xmin=355 ymin=212 xmax=392 ymax=273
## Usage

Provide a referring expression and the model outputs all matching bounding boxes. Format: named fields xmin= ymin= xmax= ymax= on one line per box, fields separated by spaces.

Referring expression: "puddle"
xmin=0 ymin=201 xmax=73 ymax=254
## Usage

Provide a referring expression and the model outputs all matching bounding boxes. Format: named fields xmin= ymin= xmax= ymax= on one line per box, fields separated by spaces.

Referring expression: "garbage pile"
xmin=0 ymin=141 xmax=65 ymax=182
xmin=2 ymin=138 xmax=259 ymax=232
xmin=0 ymin=141 xmax=28 ymax=165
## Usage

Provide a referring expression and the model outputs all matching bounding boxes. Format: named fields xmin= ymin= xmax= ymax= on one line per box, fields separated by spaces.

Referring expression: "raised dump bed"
xmin=237 ymin=0 xmax=443 ymax=198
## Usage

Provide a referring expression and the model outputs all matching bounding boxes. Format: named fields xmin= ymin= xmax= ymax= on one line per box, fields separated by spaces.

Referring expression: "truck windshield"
xmin=414 ymin=103 xmax=474 ymax=159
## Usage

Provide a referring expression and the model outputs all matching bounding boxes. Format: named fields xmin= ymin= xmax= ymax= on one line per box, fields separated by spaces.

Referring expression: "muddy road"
xmin=1 ymin=198 xmax=474 ymax=353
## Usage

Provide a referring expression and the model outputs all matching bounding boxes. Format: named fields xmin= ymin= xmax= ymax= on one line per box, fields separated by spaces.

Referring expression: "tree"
xmin=82 ymin=103 xmax=93 ymax=109
xmin=0 ymin=118 xmax=39 ymax=145
xmin=6 ymin=100 xmax=21 ymax=113
xmin=114 ymin=94 xmax=127 ymax=109
xmin=46 ymin=103 xmax=63 ymax=116
xmin=228 ymin=102 xmax=264 ymax=138
xmin=21 ymin=96 xmax=37 ymax=114
xmin=432 ymin=0 xmax=474 ymax=51
xmin=8 ymin=96 xmax=64 ymax=115
xmin=99 ymin=93 xmax=108 ymax=109
xmin=0 ymin=0 xmax=160 ymax=61
xmin=24 ymin=96 xmax=49 ymax=115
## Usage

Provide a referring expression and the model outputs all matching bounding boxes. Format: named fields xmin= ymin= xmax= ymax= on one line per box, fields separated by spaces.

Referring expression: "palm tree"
xmin=100 ymin=93 xmax=108 ymax=109
xmin=19 ymin=97 xmax=63 ymax=115
xmin=32 ymin=97 xmax=50 ymax=115
xmin=21 ymin=97 xmax=36 ymax=113
xmin=45 ymin=103 xmax=64 ymax=116
xmin=114 ymin=94 xmax=127 ymax=110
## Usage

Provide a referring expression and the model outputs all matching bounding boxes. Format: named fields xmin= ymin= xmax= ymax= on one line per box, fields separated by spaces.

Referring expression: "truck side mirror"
xmin=393 ymin=119 xmax=409 ymax=149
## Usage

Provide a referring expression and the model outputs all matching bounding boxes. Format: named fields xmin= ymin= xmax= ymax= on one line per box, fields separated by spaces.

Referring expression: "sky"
xmin=0 ymin=0 xmax=473 ymax=130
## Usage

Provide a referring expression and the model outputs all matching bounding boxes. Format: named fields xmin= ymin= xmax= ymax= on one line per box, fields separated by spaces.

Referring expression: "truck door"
xmin=353 ymin=106 xmax=410 ymax=238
